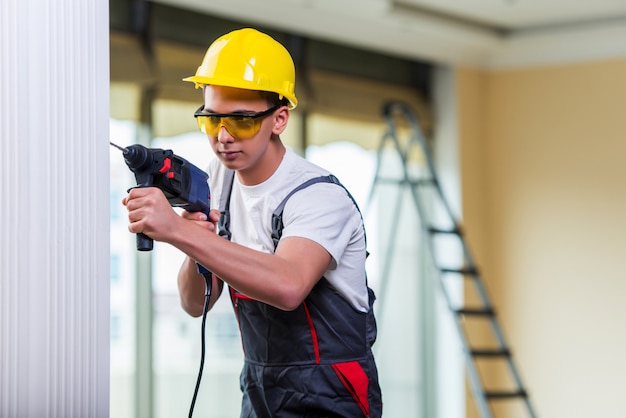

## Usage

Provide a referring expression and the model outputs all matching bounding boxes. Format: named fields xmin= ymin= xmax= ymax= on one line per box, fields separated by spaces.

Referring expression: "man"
xmin=123 ymin=27 xmax=382 ymax=417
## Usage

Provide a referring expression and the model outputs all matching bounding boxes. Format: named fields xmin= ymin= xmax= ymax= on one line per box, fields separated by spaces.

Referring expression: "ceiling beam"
xmin=151 ymin=0 xmax=626 ymax=69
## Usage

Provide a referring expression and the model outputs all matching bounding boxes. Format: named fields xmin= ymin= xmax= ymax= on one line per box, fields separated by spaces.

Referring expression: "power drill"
xmin=110 ymin=142 xmax=211 ymax=251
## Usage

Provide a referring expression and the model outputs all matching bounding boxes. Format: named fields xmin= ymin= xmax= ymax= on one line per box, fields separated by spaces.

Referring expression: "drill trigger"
xmin=159 ymin=157 xmax=172 ymax=173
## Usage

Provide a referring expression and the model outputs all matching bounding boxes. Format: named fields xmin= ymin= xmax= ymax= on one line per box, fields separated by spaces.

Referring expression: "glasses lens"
xmin=196 ymin=116 xmax=208 ymax=134
xmin=222 ymin=117 xmax=263 ymax=139
xmin=196 ymin=115 xmax=262 ymax=138
xmin=196 ymin=115 xmax=220 ymax=136
xmin=195 ymin=106 xmax=278 ymax=139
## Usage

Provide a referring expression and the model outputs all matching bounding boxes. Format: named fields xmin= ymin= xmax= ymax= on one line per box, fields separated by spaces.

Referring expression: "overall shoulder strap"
xmin=271 ymin=175 xmax=366 ymax=251
xmin=217 ymin=169 xmax=235 ymax=240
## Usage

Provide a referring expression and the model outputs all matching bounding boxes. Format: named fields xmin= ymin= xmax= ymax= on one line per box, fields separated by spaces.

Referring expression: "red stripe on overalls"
xmin=230 ymin=289 xmax=321 ymax=365
xmin=302 ymin=301 xmax=320 ymax=364
xmin=332 ymin=361 xmax=370 ymax=417
xmin=230 ymin=287 xmax=245 ymax=354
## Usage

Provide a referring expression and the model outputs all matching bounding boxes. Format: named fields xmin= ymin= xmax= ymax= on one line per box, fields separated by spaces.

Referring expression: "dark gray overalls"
xmin=217 ymin=171 xmax=382 ymax=418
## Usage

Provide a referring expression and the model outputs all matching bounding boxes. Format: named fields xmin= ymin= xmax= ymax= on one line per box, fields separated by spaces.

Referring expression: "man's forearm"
xmin=177 ymin=256 xmax=222 ymax=317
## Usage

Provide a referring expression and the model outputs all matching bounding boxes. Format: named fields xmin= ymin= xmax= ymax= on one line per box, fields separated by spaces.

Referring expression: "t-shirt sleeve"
xmin=279 ymin=183 xmax=362 ymax=270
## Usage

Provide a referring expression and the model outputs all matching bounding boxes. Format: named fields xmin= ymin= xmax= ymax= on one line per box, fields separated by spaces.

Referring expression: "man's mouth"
xmin=220 ymin=150 xmax=240 ymax=159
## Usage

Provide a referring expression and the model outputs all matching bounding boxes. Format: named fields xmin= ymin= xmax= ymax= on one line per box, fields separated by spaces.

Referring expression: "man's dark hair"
xmin=259 ymin=91 xmax=290 ymax=108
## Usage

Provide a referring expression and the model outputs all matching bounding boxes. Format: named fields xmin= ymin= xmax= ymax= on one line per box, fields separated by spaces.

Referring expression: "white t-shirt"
xmin=207 ymin=147 xmax=369 ymax=312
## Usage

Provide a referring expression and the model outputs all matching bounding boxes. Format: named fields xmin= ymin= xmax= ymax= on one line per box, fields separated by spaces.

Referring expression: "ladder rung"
xmin=471 ymin=348 xmax=511 ymax=358
xmin=485 ymin=390 xmax=528 ymax=400
xmin=455 ymin=308 xmax=495 ymax=317
xmin=376 ymin=178 xmax=435 ymax=187
xmin=376 ymin=178 xmax=405 ymax=185
xmin=440 ymin=267 xmax=478 ymax=276
xmin=428 ymin=226 xmax=462 ymax=235
xmin=412 ymin=179 xmax=435 ymax=187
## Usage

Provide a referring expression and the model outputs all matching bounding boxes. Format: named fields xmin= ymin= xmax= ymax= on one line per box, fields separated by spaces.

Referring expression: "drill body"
xmin=114 ymin=143 xmax=211 ymax=251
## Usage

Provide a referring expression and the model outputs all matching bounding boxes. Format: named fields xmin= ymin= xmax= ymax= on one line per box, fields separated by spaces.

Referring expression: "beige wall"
xmin=457 ymin=59 xmax=626 ymax=417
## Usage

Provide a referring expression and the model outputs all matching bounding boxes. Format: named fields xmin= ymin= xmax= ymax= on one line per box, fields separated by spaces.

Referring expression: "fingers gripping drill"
xmin=111 ymin=142 xmax=212 ymax=277
xmin=111 ymin=141 xmax=211 ymax=250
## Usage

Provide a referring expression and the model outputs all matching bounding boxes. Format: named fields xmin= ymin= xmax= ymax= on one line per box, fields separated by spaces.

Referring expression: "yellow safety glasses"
xmin=193 ymin=105 xmax=279 ymax=139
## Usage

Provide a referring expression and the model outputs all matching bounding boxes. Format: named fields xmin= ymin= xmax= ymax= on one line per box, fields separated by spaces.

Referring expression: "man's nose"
xmin=217 ymin=123 xmax=235 ymax=143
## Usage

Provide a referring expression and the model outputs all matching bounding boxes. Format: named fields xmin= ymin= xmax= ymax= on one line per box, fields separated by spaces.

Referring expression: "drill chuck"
xmin=122 ymin=145 xmax=153 ymax=172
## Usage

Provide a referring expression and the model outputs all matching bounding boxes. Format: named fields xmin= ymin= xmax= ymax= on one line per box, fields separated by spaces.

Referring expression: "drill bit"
xmin=109 ymin=141 xmax=126 ymax=152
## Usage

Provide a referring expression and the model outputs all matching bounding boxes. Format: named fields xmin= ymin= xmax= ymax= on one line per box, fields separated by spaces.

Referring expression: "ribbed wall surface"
xmin=0 ymin=0 xmax=110 ymax=417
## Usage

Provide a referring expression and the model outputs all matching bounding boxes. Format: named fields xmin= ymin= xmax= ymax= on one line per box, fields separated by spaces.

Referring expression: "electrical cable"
xmin=188 ymin=272 xmax=212 ymax=418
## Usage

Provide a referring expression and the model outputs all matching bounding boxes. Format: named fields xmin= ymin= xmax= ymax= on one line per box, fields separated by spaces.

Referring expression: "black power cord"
xmin=188 ymin=272 xmax=212 ymax=418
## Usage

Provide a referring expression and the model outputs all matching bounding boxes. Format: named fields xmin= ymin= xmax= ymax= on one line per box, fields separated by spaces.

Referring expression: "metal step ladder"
xmin=365 ymin=101 xmax=538 ymax=418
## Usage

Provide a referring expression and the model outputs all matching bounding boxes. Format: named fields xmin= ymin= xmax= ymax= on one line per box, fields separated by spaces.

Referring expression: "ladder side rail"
xmin=364 ymin=116 xmax=408 ymax=216
xmin=364 ymin=121 xmax=412 ymax=325
xmin=374 ymin=102 xmax=538 ymax=417
xmin=363 ymin=130 xmax=389 ymax=216
xmin=398 ymin=102 xmax=514 ymax=346
xmin=419 ymin=186 xmax=538 ymax=417
xmin=387 ymin=102 xmax=492 ymax=313
xmin=399 ymin=103 xmax=482 ymax=276
xmin=422 ymin=186 xmax=524 ymax=392
xmin=383 ymin=104 xmax=492 ymax=414
xmin=374 ymin=184 xmax=407 ymax=326
xmin=388 ymin=101 xmax=539 ymax=417
xmin=399 ymin=106 xmax=537 ymax=406
xmin=386 ymin=103 xmax=482 ymax=276
xmin=405 ymin=160 xmax=493 ymax=418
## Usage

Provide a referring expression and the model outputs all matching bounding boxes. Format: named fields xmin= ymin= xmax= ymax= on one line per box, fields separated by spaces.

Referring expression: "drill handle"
xmin=127 ymin=185 xmax=156 ymax=251
xmin=137 ymin=233 xmax=154 ymax=251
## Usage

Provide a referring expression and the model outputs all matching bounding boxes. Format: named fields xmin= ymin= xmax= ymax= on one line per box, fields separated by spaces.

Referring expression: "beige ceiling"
xmin=153 ymin=0 xmax=626 ymax=69
xmin=396 ymin=0 xmax=626 ymax=29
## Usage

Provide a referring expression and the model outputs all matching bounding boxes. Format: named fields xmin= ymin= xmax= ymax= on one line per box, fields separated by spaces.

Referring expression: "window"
xmin=109 ymin=72 xmax=460 ymax=417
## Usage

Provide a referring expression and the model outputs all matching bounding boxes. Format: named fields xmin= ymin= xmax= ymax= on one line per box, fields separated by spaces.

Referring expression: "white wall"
xmin=0 ymin=0 xmax=110 ymax=416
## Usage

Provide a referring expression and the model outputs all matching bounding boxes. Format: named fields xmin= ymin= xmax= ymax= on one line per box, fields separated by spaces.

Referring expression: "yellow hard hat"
xmin=183 ymin=28 xmax=298 ymax=109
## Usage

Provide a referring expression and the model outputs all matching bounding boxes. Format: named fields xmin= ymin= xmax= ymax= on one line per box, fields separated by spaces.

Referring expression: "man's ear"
xmin=271 ymin=107 xmax=289 ymax=135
